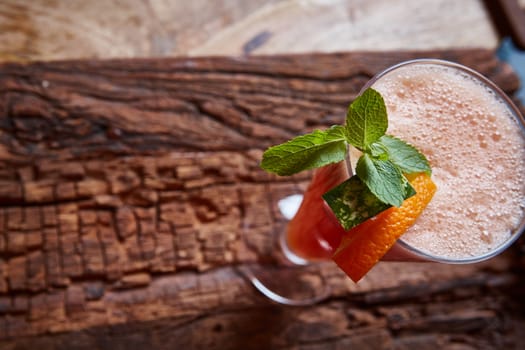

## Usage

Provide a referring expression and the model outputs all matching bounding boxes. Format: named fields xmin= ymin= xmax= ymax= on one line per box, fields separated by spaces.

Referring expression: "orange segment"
xmin=332 ymin=172 xmax=437 ymax=282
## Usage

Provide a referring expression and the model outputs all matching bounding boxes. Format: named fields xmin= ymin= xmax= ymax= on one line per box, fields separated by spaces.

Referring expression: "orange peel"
xmin=332 ymin=172 xmax=437 ymax=282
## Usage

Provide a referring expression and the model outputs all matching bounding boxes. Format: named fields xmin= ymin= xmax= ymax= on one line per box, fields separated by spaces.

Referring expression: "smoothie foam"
xmin=370 ymin=63 xmax=525 ymax=259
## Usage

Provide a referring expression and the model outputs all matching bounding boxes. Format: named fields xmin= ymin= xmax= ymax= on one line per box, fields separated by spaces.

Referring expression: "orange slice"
xmin=332 ymin=172 xmax=437 ymax=282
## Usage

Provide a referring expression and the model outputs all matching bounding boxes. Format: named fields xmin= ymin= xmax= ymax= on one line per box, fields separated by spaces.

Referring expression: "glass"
xmin=364 ymin=59 xmax=525 ymax=264
xmin=241 ymin=59 xmax=525 ymax=305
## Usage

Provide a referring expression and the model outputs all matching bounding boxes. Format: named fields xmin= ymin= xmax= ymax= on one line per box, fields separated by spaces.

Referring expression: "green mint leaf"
xmin=356 ymin=153 xmax=407 ymax=207
xmin=260 ymin=126 xmax=347 ymax=176
xmin=379 ymin=135 xmax=431 ymax=175
xmin=402 ymin=175 xmax=417 ymax=198
xmin=323 ymin=175 xmax=391 ymax=230
xmin=367 ymin=142 xmax=389 ymax=160
xmin=345 ymin=88 xmax=388 ymax=150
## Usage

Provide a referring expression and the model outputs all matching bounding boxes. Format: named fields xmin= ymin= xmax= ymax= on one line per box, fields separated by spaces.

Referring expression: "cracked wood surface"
xmin=0 ymin=49 xmax=524 ymax=349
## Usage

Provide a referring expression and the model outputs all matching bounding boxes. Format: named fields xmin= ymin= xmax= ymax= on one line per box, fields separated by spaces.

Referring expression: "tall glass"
xmin=246 ymin=59 xmax=525 ymax=304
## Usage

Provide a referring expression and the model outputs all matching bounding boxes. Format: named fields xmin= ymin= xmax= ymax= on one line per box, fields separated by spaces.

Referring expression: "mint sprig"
xmin=260 ymin=88 xmax=431 ymax=230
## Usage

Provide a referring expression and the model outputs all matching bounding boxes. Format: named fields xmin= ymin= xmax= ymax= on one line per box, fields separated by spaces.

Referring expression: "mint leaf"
xmin=323 ymin=175 xmax=391 ymax=230
xmin=345 ymin=88 xmax=388 ymax=150
xmin=367 ymin=142 xmax=389 ymax=160
xmin=261 ymin=126 xmax=347 ymax=176
xmin=356 ymin=153 xmax=407 ymax=207
xmin=379 ymin=135 xmax=431 ymax=175
xmin=402 ymin=175 xmax=417 ymax=198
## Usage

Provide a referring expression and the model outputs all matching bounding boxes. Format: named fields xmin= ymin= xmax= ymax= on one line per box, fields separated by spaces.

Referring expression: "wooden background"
xmin=1 ymin=1 xmax=525 ymax=349
xmin=1 ymin=0 xmax=525 ymax=61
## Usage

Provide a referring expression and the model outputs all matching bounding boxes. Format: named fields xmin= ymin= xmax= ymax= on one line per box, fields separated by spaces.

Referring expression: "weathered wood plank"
xmin=0 ymin=0 xmax=505 ymax=62
xmin=0 ymin=49 xmax=524 ymax=349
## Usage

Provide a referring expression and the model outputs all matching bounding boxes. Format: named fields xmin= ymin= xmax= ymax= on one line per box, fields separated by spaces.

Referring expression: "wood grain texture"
xmin=0 ymin=49 xmax=524 ymax=349
xmin=0 ymin=0 xmax=510 ymax=62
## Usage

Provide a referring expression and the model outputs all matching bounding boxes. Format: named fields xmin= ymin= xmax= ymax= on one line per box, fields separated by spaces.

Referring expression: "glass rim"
xmin=361 ymin=58 xmax=525 ymax=264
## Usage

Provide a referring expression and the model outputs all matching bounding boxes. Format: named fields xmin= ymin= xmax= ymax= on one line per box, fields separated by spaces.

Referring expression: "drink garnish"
xmin=333 ymin=172 xmax=437 ymax=282
xmin=261 ymin=88 xmax=432 ymax=230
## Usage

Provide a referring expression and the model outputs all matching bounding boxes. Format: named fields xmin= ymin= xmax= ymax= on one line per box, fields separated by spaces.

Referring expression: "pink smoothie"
xmin=367 ymin=61 xmax=525 ymax=262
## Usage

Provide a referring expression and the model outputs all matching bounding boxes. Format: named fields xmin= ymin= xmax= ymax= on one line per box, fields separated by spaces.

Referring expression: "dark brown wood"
xmin=0 ymin=49 xmax=524 ymax=349
xmin=487 ymin=0 xmax=525 ymax=49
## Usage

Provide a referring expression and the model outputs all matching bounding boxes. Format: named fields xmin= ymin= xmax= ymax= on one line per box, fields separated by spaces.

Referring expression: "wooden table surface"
xmin=1 ymin=1 xmax=525 ymax=350
xmin=1 ymin=0 xmax=524 ymax=61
